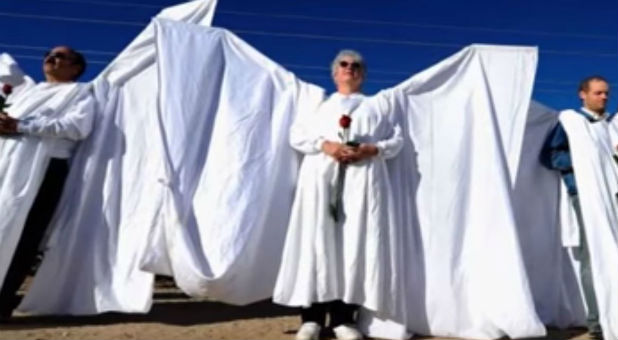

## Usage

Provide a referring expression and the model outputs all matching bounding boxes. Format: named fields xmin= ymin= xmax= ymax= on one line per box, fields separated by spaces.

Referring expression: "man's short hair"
xmin=68 ymin=48 xmax=87 ymax=80
xmin=331 ymin=49 xmax=367 ymax=79
xmin=578 ymin=75 xmax=608 ymax=93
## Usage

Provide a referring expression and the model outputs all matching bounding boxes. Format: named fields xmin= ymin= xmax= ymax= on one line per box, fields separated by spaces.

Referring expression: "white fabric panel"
xmin=390 ymin=45 xmax=544 ymax=339
xmin=140 ymin=19 xmax=325 ymax=304
xmin=559 ymin=110 xmax=618 ymax=340
xmin=510 ymin=101 xmax=586 ymax=328
xmin=18 ymin=0 xmax=218 ymax=315
xmin=0 ymin=53 xmax=35 ymax=99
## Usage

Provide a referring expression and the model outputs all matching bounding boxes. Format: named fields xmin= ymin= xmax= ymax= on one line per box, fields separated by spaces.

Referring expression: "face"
xmin=42 ymin=46 xmax=81 ymax=82
xmin=579 ymin=79 xmax=609 ymax=113
xmin=333 ymin=56 xmax=363 ymax=91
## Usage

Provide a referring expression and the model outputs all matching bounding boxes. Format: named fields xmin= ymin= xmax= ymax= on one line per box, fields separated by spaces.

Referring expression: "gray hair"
xmin=331 ymin=49 xmax=366 ymax=79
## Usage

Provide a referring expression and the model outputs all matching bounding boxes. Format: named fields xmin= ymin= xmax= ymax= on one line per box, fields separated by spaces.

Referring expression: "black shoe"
xmin=589 ymin=330 xmax=604 ymax=340
xmin=0 ymin=309 xmax=12 ymax=323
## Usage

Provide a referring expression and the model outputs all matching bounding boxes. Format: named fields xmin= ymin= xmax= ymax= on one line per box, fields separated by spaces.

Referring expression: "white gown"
xmin=273 ymin=92 xmax=406 ymax=324
xmin=0 ymin=78 xmax=94 ymax=288
xmin=558 ymin=110 xmax=618 ymax=340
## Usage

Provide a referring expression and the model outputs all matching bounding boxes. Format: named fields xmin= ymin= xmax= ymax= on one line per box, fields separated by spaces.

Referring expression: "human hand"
xmin=340 ymin=143 xmax=378 ymax=164
xmin=0 ymin=114 xmax=18 ymax=134
xmin=322 ymin=140 xmax=357 ymax=163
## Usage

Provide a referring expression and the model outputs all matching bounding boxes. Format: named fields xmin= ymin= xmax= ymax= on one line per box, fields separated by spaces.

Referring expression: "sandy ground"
xmin=0 ymin=278 xmax=597 ymax=340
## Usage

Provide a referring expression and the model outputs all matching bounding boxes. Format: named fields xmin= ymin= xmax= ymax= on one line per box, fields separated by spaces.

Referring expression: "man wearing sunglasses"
xmin=274 ymin=50 xmax=404 ymax=340
xmin=0 ymin=46 xmax=94 ymax=320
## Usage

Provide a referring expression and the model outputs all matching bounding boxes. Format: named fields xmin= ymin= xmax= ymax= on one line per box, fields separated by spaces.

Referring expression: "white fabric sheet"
xmin=140 ymin=19 xmax=325 ymax=303
xmin=510 ymin=101 xmax=586 ymax=328
xmin=558 ymin=110 xmax=618 ymax=340
xmin=18 ymin=0 xmax=217 ymax=315
xmin=361 ymin=45 xmax=545 ymax=339
xmin=0 ymin=76 xmax=93 ymax=288
xmin=0 ymin=53 xmax=35 ymax=99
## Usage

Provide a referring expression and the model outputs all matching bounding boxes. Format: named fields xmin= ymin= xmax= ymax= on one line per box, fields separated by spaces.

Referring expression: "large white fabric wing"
xmin=139 ymin=18 xmax=325 ymax=304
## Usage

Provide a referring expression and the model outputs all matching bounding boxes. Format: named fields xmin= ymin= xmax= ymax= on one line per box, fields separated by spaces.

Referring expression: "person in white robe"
xmin=0 ymin=46 xmax=94 ymax=320
xmin=539 ymin=75 xmax=612 ymax=340
xmin=273 ymin=50 xmax=404 ymax=340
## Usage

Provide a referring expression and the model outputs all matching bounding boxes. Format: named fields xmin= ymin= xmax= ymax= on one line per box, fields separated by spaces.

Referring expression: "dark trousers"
xmin=301 ymin=300 xmax=358 ymax=328
xmin=0 ymin=158 xmax=69 ymax=318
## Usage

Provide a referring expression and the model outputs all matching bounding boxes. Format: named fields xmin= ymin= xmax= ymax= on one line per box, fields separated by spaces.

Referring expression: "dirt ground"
xmin=0 ymin=278 xmax=597 ymax=340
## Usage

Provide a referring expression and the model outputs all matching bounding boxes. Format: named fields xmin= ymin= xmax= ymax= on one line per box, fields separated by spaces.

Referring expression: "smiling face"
xmin=580 ymin=79 xmax=609 ymax=114
xmin=42 ymin=46 xmax=83 ymax=82
xmin=332 ymin=51 xmax=365 ymax=93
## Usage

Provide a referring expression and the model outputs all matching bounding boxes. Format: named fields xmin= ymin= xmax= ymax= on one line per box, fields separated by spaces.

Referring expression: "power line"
xmin=38 ymin=0 xmax=616 ymax=41
xmin=0 ymin=43 xmax=117 ymax=56
xmin=11 ymin=54 xmax=108 ymax=64
xmin=0 ymin=11 xmax=145 ymax=27
xmin=1 ymin=11 xmax=615 ymax=57
xmin=41 ymin=0 xmax=161 ymax=9
xmin=232 ymin=29 xmax=618 ymax=57
xmin=534 ymin=88 xmax=574 ymax=94
xmin=220 ymin=10 xmax=616 ymax=41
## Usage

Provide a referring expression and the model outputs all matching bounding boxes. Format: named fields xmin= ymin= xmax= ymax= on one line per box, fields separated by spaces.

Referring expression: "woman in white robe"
xmin=273 ymin=50 xmax=405 ymax=340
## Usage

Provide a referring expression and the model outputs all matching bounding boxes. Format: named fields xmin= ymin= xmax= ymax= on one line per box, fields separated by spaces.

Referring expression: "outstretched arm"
xmin=0 ymin=90 xmax=95 ymax=140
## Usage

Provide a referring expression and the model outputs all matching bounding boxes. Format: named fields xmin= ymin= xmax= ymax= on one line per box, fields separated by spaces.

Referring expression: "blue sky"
xmin=1 ymin=0 xmax=616 ymax=111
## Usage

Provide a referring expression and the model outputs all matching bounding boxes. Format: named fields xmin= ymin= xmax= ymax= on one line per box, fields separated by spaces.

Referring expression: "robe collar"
xmin=577 ymin=107 xmax=610 ymax=123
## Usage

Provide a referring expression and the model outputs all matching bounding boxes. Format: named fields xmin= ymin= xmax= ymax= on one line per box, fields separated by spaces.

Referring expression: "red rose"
xmin=339 ymin=114 xmax=352 ymax=128
xmin=2 ymin=83 xmax=12 ymax=95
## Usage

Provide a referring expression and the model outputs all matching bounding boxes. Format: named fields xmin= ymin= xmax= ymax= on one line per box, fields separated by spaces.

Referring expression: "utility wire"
xmin=38 ymin=0 xmax=616 ymax=40
xmin=0 ymin=11 xmax=615 ymax=57
xmin=0 ymin=11 xmax=145 ymax=27
xmin=11 ymin=54 xmax=108 ymax=64
xmin=0 ymin=43 xmax=117 ymax=55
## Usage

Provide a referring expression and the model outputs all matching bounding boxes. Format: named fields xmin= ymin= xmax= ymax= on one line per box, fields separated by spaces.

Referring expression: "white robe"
xmin=558 ymin=110 xmax=618 ymax=340
xmin=0 ymin=78 xmax=94 ymax=288
xmin=273 ymin=92 xmax=406 ymax=324
xmin=18 ymin=0 xmax=218 ymax=315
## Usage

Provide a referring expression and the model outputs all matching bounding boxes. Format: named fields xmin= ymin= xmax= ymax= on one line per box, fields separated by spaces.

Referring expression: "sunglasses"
xmin=339 ymin=60 xmax=362 ymax=70
xmin=44 ymin=51 xmax=76 ymax=62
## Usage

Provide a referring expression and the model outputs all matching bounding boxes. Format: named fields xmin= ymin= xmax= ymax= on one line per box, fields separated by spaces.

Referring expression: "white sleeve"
xmin=289 ymin=114 xmax=325 ymax=154
xmin=17 ymin=91 xmax=95 ymax=140
xmin=376 ymin=123 xmax=403 ymax=159
xmin=372 ymin=90 xmax=404 ymax=159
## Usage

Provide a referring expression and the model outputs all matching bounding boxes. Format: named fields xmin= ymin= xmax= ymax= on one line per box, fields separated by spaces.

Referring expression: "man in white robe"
xmin=0 ymin=46 xmax=94 ymax=320
xmin=273 ymin=50 xmax=404 ymax=340
xmin=539 ymin=75 xmax=612 ymax=340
